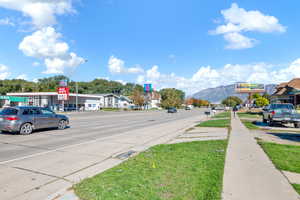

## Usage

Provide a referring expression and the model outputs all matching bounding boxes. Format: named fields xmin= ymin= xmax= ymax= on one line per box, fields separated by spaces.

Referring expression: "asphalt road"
xmin=0 ymin=109 xmax=204 ymax=163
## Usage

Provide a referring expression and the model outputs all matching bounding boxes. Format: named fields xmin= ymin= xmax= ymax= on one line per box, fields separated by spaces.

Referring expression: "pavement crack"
xmin=12 ymin=166 xmax=71 ymax=183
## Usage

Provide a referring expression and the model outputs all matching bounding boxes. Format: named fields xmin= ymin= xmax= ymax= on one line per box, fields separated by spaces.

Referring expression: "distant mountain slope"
xmin=192 ymin=84 xmax=277 ymax=103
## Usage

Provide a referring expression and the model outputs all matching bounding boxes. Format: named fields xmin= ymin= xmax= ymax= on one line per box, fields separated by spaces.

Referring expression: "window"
xmin=31 ymin=108 xmax=42 ymax=115
xmin=1 ymin=108 xmax=18 ymax=115
xmin=41 ymin=108 xmax=54 ymax=115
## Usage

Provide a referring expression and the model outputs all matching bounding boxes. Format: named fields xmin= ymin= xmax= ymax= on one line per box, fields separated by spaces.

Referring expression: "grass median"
xmin=237 ymin=112 xmax=261 ymax=119
xmin=212 ymin=111 xmax=230 ymax=119
xmin=197 ymin=119 xmax=230 ymax=128
xmin=74 ymin=140 xmax=228 ymax=200
xmin=241 ymin=120 xmax=260 ymax=130
xmin=258 ymin=141 xmax=300 ymax=173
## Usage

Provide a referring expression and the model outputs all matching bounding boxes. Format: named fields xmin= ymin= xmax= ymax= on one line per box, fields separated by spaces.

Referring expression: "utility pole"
xmin=76 ymin=81 xmax=78 ymax=111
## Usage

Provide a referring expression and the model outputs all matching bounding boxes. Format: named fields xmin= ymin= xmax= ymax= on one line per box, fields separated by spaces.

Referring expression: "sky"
xmin=0 ymin=0 xmax=300 ymax=95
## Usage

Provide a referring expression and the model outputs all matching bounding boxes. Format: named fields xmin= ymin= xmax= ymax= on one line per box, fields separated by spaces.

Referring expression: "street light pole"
xmin=76 ymin=81 xmax=78 ymax=111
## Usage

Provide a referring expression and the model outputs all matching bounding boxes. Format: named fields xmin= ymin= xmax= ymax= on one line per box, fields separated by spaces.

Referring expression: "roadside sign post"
xmin=235 ymin=83 xmax=265 ymax=108
xmin=144 ymin=84 xmax=153 ymax=110
xmin=57 ymin=86 xmax=69 ymax=112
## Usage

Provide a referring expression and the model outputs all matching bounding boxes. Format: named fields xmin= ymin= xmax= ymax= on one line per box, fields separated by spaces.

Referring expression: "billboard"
xmin=236 ymin=83 xmax=265 ymax=93
xmin=144 ymin=84 xmax=153 ymax=92
xmin=59 ymin=80 xmax=68 ymax=87
xmin=57 ymin=87 xmax=70 ymax=101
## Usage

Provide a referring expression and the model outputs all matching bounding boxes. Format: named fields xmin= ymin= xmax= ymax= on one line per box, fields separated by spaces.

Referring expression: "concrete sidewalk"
xmin=222 ymin=113 xmax=299 ymax=200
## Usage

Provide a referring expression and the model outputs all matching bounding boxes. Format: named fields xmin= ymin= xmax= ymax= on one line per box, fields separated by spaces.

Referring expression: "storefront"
xmin=0 ymin=96 xmax=29 ymax=107
xmin=6 ymin=92 xmax=124 ymax=111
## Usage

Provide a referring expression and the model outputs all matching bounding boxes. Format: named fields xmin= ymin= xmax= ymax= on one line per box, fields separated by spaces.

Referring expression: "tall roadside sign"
xmin=144 ymin=84 xmax=153 ymax=109
xmin=235 ymin=83 xmax=265 ymax=106
xmin=57 ymin=80 xmax=69 ymax=111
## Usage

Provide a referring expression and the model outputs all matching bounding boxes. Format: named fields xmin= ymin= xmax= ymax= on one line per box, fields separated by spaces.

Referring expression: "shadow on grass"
xmin=266 ymin=132 xmax=300 ymax=143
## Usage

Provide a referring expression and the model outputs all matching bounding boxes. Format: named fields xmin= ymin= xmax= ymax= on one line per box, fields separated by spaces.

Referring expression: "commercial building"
xmin=6 ymin=92 xmax=132 ymax=111
xmin=271 ymin=78 xmax=300 ymax=106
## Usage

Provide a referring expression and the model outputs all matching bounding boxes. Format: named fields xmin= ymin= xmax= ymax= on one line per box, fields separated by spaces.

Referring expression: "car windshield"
xmin=1 ymin=108 xmax=18 ymax=115
xmin=271 ymin=104 xmax=294 ymax=110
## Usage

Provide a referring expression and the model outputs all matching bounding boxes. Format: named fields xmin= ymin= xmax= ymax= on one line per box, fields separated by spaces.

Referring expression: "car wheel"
xmin=263 ymin=118 xmax=267 ymax=123
xmin=58 ymin=120 xmax=67 ymax=130
xmin=294 ymin=123 xmax=300 ymax=128
xmin=20 ymin=123 xmax=33 ymax=135
xmin=268 ymin=119 xmax=274 ymax=127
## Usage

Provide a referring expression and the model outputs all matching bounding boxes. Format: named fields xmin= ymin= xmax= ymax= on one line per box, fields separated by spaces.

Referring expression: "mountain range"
xmin=192 ymin=84 xmax=277 ymax=103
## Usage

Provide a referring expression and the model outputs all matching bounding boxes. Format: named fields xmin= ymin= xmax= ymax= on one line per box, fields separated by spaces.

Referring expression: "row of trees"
xmin=0 ymin=75 xmax=143 ymax=96
xmin=185 ymin=98 xmax=210 ymax=107
xmin=221 ymin=93 xmax=270 ymax=107
xmin=0 ymin=75 xmax=186 ymax=109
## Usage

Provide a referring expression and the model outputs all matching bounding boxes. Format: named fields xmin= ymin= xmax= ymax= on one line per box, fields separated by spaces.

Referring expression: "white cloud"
xmin=19 ymin=27 xmax=85 ymax=74
xmin=116 ymin=80 xmax=127 ymax=85
xmin=19 ymin=27 xmax=69 ymax=58
xmin=146 ymin=65 xmax=160 ymax=79
xmin=136 ymin=59 xmax=300 ymax=95
xmin=0 ymin=0 xmax=74 ymax=28
xmin=16 ymin=74 xmax=28 ymax=80
xmin=212 ymin=3 xmax=286 ymax=49
xmin=224 ymin=32 xmax=256 ymax=49
xmin=0 ymin=17 xmax=14 ymax=26
xmin=108 ymin=56 xmax=144 ymax=74
xmin=0 ymin=64 xmax=10 ymax=79
xmin=44 ymin=52 xmax=85 ymax=74
xmin=32 ymin=61 xmax=40 ymax=67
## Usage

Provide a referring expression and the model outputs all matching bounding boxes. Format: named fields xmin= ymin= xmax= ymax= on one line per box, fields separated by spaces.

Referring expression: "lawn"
xmin=197 ymin=119 xmax=230 ymax=128
xmin=241 ymin=120 xmax=260 ymax=130
xmin=237 ymin=112 xmax=261 ymax=119
xmin=74 ymin=140 xmax=228 ymax=200
xmin=292 ymin=184 xmax=300 ymax=195
xmin=258 ymin=141 xmax=300 ymax=173
xmin=212 ymin=112 xmax=231 ymax=119
xmin=102 ymin=108 xmax=121 ymax=111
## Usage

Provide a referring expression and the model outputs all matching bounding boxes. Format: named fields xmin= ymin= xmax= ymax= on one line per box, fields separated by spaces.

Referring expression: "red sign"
xmin=57 ymin=87 xmax=69 ymax=101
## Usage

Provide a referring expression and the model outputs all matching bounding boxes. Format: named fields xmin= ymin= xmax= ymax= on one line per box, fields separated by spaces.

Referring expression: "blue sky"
xmin=0 ymin=0 xmax=300 ymax=94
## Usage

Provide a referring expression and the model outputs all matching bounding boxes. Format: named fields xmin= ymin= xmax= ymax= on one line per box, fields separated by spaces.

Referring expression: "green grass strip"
xmin=237 ymin=112 xmax=261 ymax=119
xmin=292 ymin=184 xmax=300 ymax=195
xmin=258 ymin=141 xmax=300 ymax=173
xmin=74 ymin=140 xmax=228 ymax=200
xmin=212 ymin=112 xmax=231 ymax=119
xmin=197 ymin=119 xmax=230 ymax=128
xmin=241 ymin=120 xmax=260 ymax=130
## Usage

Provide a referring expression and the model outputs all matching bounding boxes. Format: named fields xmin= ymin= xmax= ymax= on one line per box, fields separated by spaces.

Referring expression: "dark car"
xmin=167 ymin=107 xmax=177 ymax=113
xmin=0 ymin=106 xmax=69 ymax=134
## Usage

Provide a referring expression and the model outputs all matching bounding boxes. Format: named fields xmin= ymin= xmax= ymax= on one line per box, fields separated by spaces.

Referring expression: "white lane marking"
xmin=0 ymin=111 xmax=203 ymax=165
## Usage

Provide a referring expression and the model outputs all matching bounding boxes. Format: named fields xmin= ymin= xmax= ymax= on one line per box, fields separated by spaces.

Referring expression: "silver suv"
xmin=0 ymin=106 xmax=69 ymax=134
xmin=262 ymin=103 xmax=300 ymax=128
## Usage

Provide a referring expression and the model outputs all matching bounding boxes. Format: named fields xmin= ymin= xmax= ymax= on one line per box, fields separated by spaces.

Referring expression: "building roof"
xmin=287 ymin=78 xmax=300 ymax=90
xmin=273 ymin=78 xmax=300 ymax=96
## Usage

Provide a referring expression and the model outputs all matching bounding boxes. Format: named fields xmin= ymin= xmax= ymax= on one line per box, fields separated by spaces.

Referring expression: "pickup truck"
xmin=262 ymin=103 xmax=300 ymax=128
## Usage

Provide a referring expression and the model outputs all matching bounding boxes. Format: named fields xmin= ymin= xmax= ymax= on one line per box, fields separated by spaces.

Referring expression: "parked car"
xmin=262 ymin=103 xmax=300 ymax=128
xmin=185 ymin=106 xmax=191 ymax=110
xmin=167 ymin=107 xmax=177 ymax=113
xmin=0 ymin=106 xmax=69 ymax=134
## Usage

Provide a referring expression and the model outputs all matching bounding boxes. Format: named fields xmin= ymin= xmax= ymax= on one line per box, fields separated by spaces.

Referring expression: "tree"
xmin=131 ymin=87 xmax=145 ymax=108
xmin=160 ymin=88 xmax=185 ymax=108
xmin=255 ymin=97 xmax=269 ymax=107
xmin=222 ymin=96 xmax=243 ymax=107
